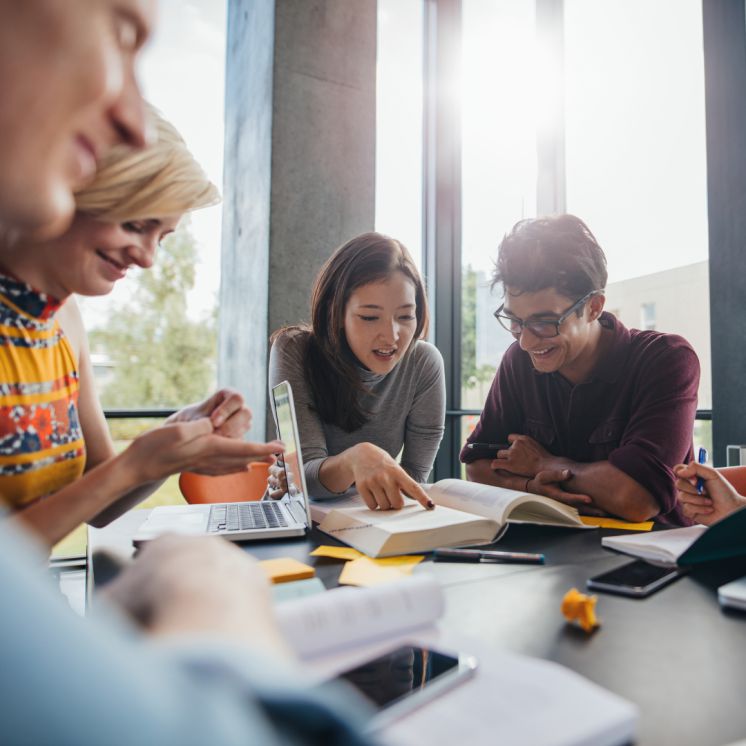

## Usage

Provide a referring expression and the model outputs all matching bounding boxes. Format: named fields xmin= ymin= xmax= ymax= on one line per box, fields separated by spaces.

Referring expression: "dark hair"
xmin=273 ymin=232 xmax=428 ymax=432
xmin=492 ymin=214 xmax=608 ymax=299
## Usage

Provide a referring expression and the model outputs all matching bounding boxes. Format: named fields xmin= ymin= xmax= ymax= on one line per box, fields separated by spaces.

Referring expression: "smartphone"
xmin=464 ymin=442 xmax=505 ymax=459
xmin=337 ymin=644 xmax=477 ymax=730
xmin=587 ymin=559 xmax=687 ymax=598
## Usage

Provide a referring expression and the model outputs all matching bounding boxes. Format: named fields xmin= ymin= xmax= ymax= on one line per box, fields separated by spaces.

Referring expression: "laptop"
xmin=133 ymin=380 xmax=311 ymax=544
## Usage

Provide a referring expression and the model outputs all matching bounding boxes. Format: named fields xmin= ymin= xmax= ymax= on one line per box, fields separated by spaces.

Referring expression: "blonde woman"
xmin=0 ymin=107 xmax=281 ymax=548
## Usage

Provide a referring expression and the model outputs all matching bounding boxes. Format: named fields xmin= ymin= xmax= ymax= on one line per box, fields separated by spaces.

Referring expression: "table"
xmin=88 ymin=512 xmax=746 ymax=746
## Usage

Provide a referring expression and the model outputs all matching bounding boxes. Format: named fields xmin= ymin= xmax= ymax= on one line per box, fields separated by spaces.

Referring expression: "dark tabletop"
xmin=90 ymin=518 xmax=746 ymax=746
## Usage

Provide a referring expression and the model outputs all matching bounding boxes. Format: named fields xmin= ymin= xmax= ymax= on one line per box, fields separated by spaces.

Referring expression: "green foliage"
xmin=462 ymin=264 xmax=478 ymax=387
xmin=462 ymin=264 xmax=499 ymax=391
xmin=90 ymin=223 xmax=217 ymax=408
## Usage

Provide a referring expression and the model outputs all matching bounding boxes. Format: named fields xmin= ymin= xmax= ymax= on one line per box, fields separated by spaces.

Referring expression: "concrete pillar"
xmin=220 ymin=0 xmax=377 ymax=438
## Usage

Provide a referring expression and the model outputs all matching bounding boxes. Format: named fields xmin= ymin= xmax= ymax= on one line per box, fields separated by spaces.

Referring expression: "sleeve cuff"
xmin=608 ymin=443 xmax=676 ymax=516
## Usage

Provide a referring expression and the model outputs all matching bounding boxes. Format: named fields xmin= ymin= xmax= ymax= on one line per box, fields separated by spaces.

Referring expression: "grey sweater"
xmin=268 ymin=330 xmax=446 ymax=498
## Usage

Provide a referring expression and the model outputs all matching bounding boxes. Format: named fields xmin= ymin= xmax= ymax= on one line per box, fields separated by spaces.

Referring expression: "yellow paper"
xmin=259 ymin=557 xmax=316 ymax=584
xmin=310 ymin=545 xmax=364 ymax=561
xmin=372 ymin=555 xmax=425 ymax=573
xmin=310 ymin=546 xmax=425 ymax=571
xmin=338 ymin=557 xmax=414 ymax=587
xmin=580 ymin=516 xmax=654 ymax=532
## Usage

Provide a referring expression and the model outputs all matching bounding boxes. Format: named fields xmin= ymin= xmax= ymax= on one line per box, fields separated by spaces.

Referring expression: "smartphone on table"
xmin=337 ymin=644 xmax=477 ymax=730
xmin=587 ymin=559 xmax=687 ymax=598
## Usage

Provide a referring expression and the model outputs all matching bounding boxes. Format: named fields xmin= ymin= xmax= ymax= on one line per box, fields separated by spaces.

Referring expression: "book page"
xmin=427 ymin=479 xmax=528 ymax=523
xmin=275 ymin=575 xmax=444 ymax=660
xmin=428 ymin=479 xmax=584 ymax=527
xmin=318 ymin=501 xmax=498 ymax=556
xmin=309 ymin=494 xmax=365 ymax=524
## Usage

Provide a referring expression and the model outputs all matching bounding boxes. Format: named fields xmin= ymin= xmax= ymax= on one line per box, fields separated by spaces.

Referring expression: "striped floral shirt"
xmin=0 ymin=273 xmax=85 ymax=508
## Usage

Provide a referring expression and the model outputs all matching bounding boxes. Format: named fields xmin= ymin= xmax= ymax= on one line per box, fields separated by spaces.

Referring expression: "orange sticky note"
xmin=561 ymin=587 xmax=600 ymax=633
xmin=259 ymin=557 xmax=316 ymax=584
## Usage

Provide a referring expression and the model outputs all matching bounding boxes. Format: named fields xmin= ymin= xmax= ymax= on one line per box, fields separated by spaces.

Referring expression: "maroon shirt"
xmin=460 ymin=313 xmax=700 ymax=525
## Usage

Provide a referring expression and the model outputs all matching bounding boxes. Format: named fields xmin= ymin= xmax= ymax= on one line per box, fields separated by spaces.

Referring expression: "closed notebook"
xmin=602 ymin=505 xmax=746 ymax=567
xmin=312 ymin=478 xmax=592 ymax=558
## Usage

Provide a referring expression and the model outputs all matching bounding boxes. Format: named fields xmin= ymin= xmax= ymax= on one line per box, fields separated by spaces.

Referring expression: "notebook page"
xmin=602 ymin=525 xmax=706 ymax=564
xmin=276 ymin=575 xmax=443 ymax=660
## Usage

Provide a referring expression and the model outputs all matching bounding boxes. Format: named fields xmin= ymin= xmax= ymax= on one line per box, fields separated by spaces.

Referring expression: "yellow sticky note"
xmin=372 ymin=555 xmax=425 ymax=573
xmin=310 ymin=545 xmax=364 ymax=561
xmin=580 ymin=516 xmax=654 ymax=532
xmin=338 ymin=557 xmax=412 ymax=587
xmin=259 ymin=557 xmax=316 ymax=584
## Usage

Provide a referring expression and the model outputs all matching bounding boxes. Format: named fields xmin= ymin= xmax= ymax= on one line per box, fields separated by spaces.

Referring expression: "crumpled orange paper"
xmin=561 ymin=587 xmax=600 ymax=633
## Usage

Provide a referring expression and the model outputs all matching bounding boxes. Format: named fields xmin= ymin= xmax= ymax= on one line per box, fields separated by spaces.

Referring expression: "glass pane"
xmin=78 ymin=0 xmax=226 ymax=409
xmin=376 ymin=0 xmax=424 ymax=267
xmin=461 ymin=0 xmax=537 ymax=409
xmin=564 ymin=0 xmax=710 ymax=409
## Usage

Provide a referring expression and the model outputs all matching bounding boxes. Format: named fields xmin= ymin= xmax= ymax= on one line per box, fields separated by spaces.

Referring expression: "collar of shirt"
xmin=591 ymin=312 xmax=632 ymax=384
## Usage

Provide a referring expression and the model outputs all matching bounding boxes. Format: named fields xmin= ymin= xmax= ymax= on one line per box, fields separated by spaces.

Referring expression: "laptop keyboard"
xmin=207 ymin=501 xmax=289 ymax=533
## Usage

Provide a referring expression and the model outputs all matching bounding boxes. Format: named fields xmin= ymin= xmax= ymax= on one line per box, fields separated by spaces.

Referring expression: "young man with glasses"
xmin=461 ymin=214 xmax=699 ymax=525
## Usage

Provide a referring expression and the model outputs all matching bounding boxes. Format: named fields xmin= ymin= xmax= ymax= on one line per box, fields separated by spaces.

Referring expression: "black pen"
xmin=433 ymin=548 xmax=545 ymax=564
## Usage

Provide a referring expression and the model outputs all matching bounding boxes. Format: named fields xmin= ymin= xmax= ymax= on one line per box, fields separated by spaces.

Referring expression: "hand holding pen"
xmin=674 ymin=450 xmax=746 ymax=526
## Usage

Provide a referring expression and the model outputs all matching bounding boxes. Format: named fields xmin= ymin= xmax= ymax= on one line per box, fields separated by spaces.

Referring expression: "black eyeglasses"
xmin=493 ymin=291 xmax=598 ymax=339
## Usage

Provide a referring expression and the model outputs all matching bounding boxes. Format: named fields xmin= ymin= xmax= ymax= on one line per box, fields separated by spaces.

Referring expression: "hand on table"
xmin=167 ymin=387 xmax=251 ymax=439
xmin=125 ymin=418 xmax=283 ymax=482
xmin=492 ymin=466 xmax=598 ymax=513
xmin=349 ymin=442 xmax=434 ymax=511
xmin=103 ymin=534 xmax=293 ymax=657
xmin=674 ymin=462 xmax=746 ymax=525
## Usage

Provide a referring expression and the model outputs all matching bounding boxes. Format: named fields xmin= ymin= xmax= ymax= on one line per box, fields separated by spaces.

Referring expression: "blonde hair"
xmin=74 ymin=104 xmax=220 ymax=221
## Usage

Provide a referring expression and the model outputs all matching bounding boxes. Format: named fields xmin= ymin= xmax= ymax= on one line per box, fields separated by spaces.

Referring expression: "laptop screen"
xmin=271 ymin=381 xmax=311 ymax=526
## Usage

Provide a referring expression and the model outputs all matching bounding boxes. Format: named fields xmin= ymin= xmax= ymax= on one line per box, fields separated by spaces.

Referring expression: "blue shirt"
xmin=0 ymin=523 xmax=372 ymax=746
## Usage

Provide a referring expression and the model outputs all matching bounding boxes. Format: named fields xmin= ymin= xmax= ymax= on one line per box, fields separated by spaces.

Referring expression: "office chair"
xmin=179 ymin=462 xmax=270 ymax=504
xmin=717 ymin=466 xmax=746 ymax=494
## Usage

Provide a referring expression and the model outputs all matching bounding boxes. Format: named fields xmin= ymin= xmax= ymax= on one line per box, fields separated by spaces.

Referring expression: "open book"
xmin=312 ymin=478 xmax=592 ymax=558
xmin=276 ymin=575 xmax=442 ymax=660
xmin=275 ymin=576 xmax=637 ymax=746
xmin=602 ymin=505 xmax=746 ymax=567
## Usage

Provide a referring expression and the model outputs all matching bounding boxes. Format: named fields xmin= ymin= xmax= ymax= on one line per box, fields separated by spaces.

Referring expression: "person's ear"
xmin=588 ymin=292 xmax=606 ymax=321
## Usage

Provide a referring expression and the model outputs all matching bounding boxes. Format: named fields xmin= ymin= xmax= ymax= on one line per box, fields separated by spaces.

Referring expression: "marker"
xmin=433 ymin=548 xmax=545 ymax=565
xmin=696 ymin=447 xmax=708 ymax=495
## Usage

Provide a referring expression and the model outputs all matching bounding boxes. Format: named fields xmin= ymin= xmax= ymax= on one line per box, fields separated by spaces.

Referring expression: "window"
xmin=375 ymin=0 xmax=424 ymax=266
xmin=640 ymin=302 xmax=657 ymax=331
xmin=565 ymin=0 xmax=710 ymax=410
xmin=431 ymin=0 xmax=712 ymax=473
xmin=54 ymin=1 xmax=229 ymax=557
xmin=79 ymin=0 xmax=227 ymax=411
xmin=461 ymin=0 xmax=537 ymax=415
